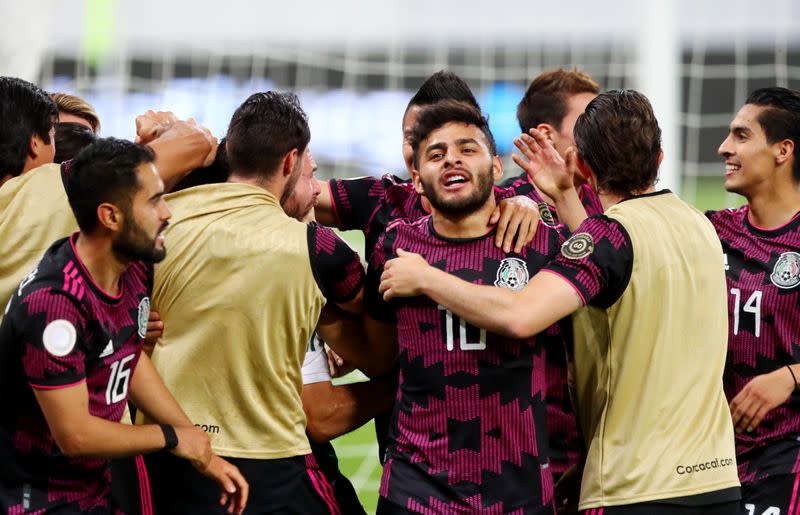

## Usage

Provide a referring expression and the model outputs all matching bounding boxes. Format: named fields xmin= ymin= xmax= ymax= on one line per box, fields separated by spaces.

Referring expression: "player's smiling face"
xmin=414 ymin=122 xmax=501 ymax=215
xmin=719 ymin=104 xmax=780 ymax=196
xmin=112 ymin=163 xmax=171 ymax=263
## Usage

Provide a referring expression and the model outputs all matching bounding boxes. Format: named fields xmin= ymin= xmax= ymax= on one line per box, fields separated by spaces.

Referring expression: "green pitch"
xmin=331 ymin=175 xmax=739 ymax=514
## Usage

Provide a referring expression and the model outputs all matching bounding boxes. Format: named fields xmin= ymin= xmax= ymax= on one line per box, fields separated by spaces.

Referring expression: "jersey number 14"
xmin=439 ymin=305 xmax=486 ymax=351
xmin=730 ymin=288 xmax=762 ymax=338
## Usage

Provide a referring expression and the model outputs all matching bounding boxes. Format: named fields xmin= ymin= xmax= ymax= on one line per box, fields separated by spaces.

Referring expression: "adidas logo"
xmin=99 ymin=340 xmax=114 ymax=358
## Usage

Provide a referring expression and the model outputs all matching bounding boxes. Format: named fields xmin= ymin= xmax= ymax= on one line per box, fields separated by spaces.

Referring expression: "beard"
xmin=422 ymin=162 xmax=495 ymax=216
xmin=112 ymin=212 xmax=168 ymax=264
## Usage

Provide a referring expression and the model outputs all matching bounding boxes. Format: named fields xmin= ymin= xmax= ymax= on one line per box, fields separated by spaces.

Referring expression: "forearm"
xmin=319 ymin=306 xmax=395 ymax=377
xmin=552 ymin=187 xmax=588 ymax=232
xmin=303 ymin=379 xmax=395 ymax=443
xmin=147 ymin=132 xmax=211 ymax=191
xmin=128 ymin=353 xmax=194 ymax=427
xmin=57 ymin=416 xmax=169 ymax=459
xmin=418 ymin=267 xmax=528 ymax=337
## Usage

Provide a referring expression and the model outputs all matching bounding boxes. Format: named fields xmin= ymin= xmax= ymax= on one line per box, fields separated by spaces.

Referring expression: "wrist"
xmin=786 ymin=365 xmax=799 ymax=391
xmin=160 ymin=424 xmax=179 ymax=450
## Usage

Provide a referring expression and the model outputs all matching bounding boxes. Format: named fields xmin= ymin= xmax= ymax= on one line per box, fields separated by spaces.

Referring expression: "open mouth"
xmin=442 ymin=172 xmax=469 ymax=190
xmin=725 ymin=163 xmax=741 ymax=177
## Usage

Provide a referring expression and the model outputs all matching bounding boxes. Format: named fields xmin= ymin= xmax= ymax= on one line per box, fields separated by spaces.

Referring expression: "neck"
xmin=597 ymin=185 xmax=658 ymax=211
xmin=431 ymin=197 xmax=496 ymax=239
xmin=228 ymin=171 xmax=283 ymax=201
xmin=74 ymin=233 xmax=129 ymax=296
xmin=746 ymin=178 xmax=800 ymax=229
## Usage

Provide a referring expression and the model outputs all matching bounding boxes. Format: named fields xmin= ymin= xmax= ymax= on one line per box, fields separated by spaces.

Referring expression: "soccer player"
xmin=140 ymin=91 xmax=366 ymax=514
xmin=505 ymin=68 xmax=605 ymax=482
xmin=0 ymin=137 xmax=247 ymax=514
xmin=380 ymin=90 xmax=741 ymax=514
xmin=365 ymin=100 xmax=564 ymax=514
xmin=314 ymin=70 xmax=541 ymax=464
xmin=708 ymin=87 xmax=800 ymax=514
xmin=0 ymin=77 xmax=217 ymax=313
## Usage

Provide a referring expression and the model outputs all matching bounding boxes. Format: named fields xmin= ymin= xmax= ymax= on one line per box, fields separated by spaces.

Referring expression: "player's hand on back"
xmin=143 ymin=309 xmax=163 ymax=355
xmin=512 ymin=129 xmax=577 ymax=202
xmin=171 ymin=425 xmax=213 ymax=471
xmin=200 ymin=454 xmax=249 ymax=515
xmin=730 ymin=367 xmax=796 ymax=433
xmin=490 ymin=196 xmax=540 ymax=253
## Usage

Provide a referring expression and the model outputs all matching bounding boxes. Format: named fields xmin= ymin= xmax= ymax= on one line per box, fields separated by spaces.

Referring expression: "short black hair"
xmin=746 ymin=87 xmax=800 ymax=182
xmin=573 ymin=90 xmax=662 ymax=196
xmin=66 ymin=138 xmax=155 ymax=233
xmin=406 ymin=71 xmax=479 ymax=113
xmin=226 ymin=92 xmax=310 ymax=179
xmin=173 ymin=137 xmax=231 ymax=191
xmin=0 ymin=76 xmax=58 ymax=177
xmin=54 ymin=122 xmax=97 ymax=163
xmin=409 ymin=100 xmax=496 ymax=170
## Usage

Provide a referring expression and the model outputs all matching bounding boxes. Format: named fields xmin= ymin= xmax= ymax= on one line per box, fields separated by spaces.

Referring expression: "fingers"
xmin=747 ymin=404 xmax=769 ymax=433
xmin=228 ymin=467 xmax=249 ymax=515
xmin=730 ymin=390 xmax=756 ymax=433
xmin=489 ymin=205 xmax=501 ymax=225
xmin=515 ymin=215 xmax=536 ymax=254
xmin=494 ymin=203 xmax=515 ymax=249
xmin=501 ymin=207 xmax=525 ymax=253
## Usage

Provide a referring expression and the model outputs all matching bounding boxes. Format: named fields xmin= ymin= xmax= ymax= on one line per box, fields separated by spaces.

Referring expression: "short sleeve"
xmin=307 ymin=223 xmax=366 ymax=304
xmin=365 ymin=229 xmax=397 ymax=323
xmin=328 ymin=176 xmax=385 ymax=232
xmin=15 ymin=288 xmax=89 ymax=389
xmin=543 ymin=215 xmax=633 ymax=309
xmin=302 ymin=333 xmax=331 ymax=385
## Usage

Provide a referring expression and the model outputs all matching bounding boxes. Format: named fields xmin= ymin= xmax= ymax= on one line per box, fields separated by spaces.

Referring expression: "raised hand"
xmin=512 ymin=129 xmax=579 ymax=201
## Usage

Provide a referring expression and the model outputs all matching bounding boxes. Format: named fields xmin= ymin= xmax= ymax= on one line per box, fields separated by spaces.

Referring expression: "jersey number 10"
xmin=439 ymin=305 xmax=486 ymax=351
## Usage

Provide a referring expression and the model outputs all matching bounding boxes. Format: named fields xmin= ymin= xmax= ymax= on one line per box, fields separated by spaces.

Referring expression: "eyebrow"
xmin=730 ymin=125 xmax=753 ymax=136
xmin=455 ymin=138 xmax=480 ymax=146
xmin=424 ymin=138 xmax=481 ymax=154
xmin=149 ymin=191 xmax=165 ymax=202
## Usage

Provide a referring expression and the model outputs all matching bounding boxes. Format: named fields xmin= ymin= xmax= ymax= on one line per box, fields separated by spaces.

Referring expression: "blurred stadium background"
xmin=3 ymin=0 xmax=799 ymax=511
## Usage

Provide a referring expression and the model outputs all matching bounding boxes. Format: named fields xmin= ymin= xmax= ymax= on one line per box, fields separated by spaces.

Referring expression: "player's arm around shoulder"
xmin=306 ymin=222 xmax=365 ymax=314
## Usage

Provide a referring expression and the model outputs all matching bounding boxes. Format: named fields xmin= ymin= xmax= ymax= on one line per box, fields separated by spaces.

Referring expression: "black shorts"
xmin=110 ymin=456 xmax=155 ymax=515
xmin=377 ymin=497 xmax=554 ymax=514
xmin=145 ymin=451 xmax=341 ymax=515
xmin=741 ymin=472 xmax=800 ymax=514
xmin=579 ymin=501 xmax=740 ymax=515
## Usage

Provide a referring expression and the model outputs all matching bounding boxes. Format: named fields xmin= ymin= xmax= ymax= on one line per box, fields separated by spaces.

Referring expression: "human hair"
xmin=65 ymin=137 xmax=155 ymax=233
xmin=745 ymin=87 xmax=800 ymax=182
xmin=49 ymin=92 xmax=100 ymax=133
xmin=54 ymin=122 xmax=97 ymax=163
xmin=516 ymin=68 xmax=600 ymax=133
xmin=225 ymin=91 xmax=310 ymax=179
xmin=0 ymin=76 xmax=58 ymax=178
xmin=409 ymin=100 xmax=496 ymax=170
xmin=573 ymin=90 xmax=662 ymax=196
xmin=406 ymin=71 xmax=479 ymax=113
xmin=172 ymin=137 xmax=231 ymax=191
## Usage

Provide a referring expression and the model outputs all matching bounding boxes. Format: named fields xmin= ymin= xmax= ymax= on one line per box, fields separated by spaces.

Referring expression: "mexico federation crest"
xmin=495 ymin=258 xmax=530 ymax=291
xmin=561 ymin=233 xmax=594 ymax=260
xmin=537 ymin=203 xmax=555 ymax=225
xmin=770 ymin=251 xmax=800 ymax=289
xmin=137 ymin=297 xmax=151 ymax=338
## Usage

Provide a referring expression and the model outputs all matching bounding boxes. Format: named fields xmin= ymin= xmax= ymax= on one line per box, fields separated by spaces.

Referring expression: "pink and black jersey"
xmin=0 ymin=233 xmax=152 ymax=514
xmin=708 ymin=206 xmax=800 ymax=484
xmin=501 ymin=172 xmax=605 ymax=475
xmin=367 ymin=217 xmax=566 ymax=514
xmin=307 ymin=222 xmax=365 ymax=304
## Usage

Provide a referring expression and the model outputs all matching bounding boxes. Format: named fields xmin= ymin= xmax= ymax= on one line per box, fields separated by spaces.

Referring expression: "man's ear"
xmin=657 ymin=149 xmax=665 ymax=168
xmin=775 ymin=139 xmax=794 ymax=168
xmin=281 ymin=148 xmax=299 ymax=178
xmin=97 ymin=203 xmax=123 ymax=233
xmin=28 ymin=134 xmax=43 ymax=160
xmin=410 ymin=167 xmax=424 ymax=195
xmin=575 ymin=153 xmax=593 ymax=182
xmin=535 ymin=123 xmax=556 ymax=142
xmin=491 ymin=155 xmax=503 ymax=181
